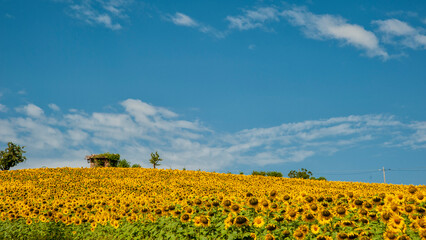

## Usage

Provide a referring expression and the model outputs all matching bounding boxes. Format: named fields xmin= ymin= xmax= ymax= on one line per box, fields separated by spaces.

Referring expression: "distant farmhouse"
xmin=85 ymin=153 xmax=120 ymax=168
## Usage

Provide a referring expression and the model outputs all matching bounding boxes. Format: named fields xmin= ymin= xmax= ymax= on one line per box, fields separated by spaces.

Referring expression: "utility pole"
xmin=380 ymin=167 xmax=386 ymax=183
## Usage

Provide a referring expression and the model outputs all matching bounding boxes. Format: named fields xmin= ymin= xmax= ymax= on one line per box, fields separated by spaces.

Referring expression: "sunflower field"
xmin=0 ymin=168 xmax=425 ymax=240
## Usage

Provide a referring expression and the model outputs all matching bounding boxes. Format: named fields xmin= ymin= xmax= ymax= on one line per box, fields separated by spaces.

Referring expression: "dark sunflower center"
xmin=337 ymin=207 xmax=346 ymax=215
xmin=249 ymin=198 xmax=259 ymax=206
xmin=223 ymin=200 xmax=231 ymax=207
xmin=235 ymin=216 xmax=247 ymax=224
xmin=266 ymin=224 xmax=276 ymax=231
xmin=231 ymin=205 xmax=240 ymax=211
xmin=200 ymin=217 xmax=209 ymax=224
xmin=322 ymin=210 xmax=331 ymax=217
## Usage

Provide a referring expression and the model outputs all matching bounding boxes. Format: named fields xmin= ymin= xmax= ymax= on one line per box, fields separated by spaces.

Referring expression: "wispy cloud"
xmin=59 ymin=0 xmax=133 ymax=30
xmin=48 ymin=103 xmax=60 ymax=111
xmin=0 ymin=104 xmax=7 ymax=113
xmin=170 ymin=12 xmax=198 ymax=27
xmin=15 ymin=104 xmax=44 ymax=118
xmin=167 ymin=12 xmax=225 ymax=38
xmin=281 ymin=7 xmax=388 ymax=59
xmin=4 ymin=13 xmax=14 ymax=19
xmin=373 ymin=19 xmax=426 ymax=49
xmin=1 ymin=100 xmax=425 ymax=171
xmin=226 ymin=7 xmax=280 ymax=31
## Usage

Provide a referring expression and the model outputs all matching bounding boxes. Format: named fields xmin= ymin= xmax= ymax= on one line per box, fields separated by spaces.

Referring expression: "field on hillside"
xmin=0 ymin=168 xmax=425 ymax=240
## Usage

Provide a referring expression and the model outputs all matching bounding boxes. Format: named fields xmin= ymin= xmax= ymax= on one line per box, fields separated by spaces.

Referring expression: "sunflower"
xmin=316 ymin=235 xmax=333 ymax=240
xmin=311 ymin=224 xmax=321 ymax=235
xmin=25 ymin=218 xmax=32 ymax=225
xmin=381 ymin=211 xmax=393 ymax=223
xmin=230 ymin=204 xmax=241 ymax=214
xmin=383 ymin=230 xmax=397 ymax=240
xmin=293 ymin=229 xmax=305 ymax=240
xmin=281 ymin=229 xmax=291 ymax=237
xmin=286 ymin=209 xmax=298 ymax=221
xmin=389 ymin=215 xmax=405 ymax=231
xmin=265 ymin=233 xmax=275 ymax=240
xmin=266 ymin=224 xmax=277 ymax=231
xmin=337 ymin=232 xmax=348 ymax=240
xmin=253 ymin=216 xmax=265 ymax=228
xmin=335 ymin=206 xmax=347 ymax=217
xmin=193 ymin=216 xmax=202 ymax=227
xmin=420 ymin=229 xmax=426 ymax=240
xmin=303 ymin=212 xmax=316 ymax=222
xmin=222 ymin=199 xmax=232 ymax=208
xmin=234 ymin=216 xmax=249 ymax=227
xmin=397 ymin=235 xmax=410 ymax=240
xmin=248 ymin=197 xmax=259 ymax=209
xmin=180 ymin=213 xmax=191 ymax=223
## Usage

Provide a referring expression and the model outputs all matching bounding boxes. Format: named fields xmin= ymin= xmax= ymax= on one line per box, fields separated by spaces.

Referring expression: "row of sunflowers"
xmin=0 ymin=167 xmax=425 ymax=239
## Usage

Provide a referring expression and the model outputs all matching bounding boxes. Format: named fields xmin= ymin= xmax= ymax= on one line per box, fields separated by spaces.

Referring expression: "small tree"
xmin=288 ymin=168 xmax=313 ymax=179
xmin=0 ymin=142 xmax=27 ymax=170
xmin=149 ymin=152 xmax=162 ymax=169
xmin=117 ymin=159 xmax=131 ymax=168
xmin=132 ymin=164 xmax=141 ymax=168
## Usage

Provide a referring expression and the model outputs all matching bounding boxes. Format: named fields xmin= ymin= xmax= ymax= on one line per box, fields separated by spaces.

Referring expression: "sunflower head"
xmin=231 ymin=204 xmax=240 ymax=213
xmin=265 ymin=233 xmax=275 ymax=240
xmin=180 ymin=213 xmax=190 ymax=223
xmin=253 ymin=216 xmax=265 ymax=228
xmin=266 ymin=224 xmax=277 ymax=231
xmin=234 ymin=216 xmax=249 ymax=227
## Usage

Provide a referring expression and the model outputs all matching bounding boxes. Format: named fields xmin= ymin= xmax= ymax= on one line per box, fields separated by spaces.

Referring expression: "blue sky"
xmin=1 ymin=0 xmax=425 ymax=185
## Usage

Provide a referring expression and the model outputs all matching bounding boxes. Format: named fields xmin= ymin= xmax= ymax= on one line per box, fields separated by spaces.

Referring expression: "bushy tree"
xmin=252 ymin=170 xmax=266 ymax=176
xmin=252 ymin=171 xmax=283 ymax=177
xmin=131 ymin=164 xmax=141 ymax=168
xmin=117 ymin=159 xmax=131 ymax=168
xmin=288 ymin=168 xmax=313 ymax=179
xmin=0 ymin=142 xmax=26 ymax=170
xmin=266 ymin=171 xmax=283 ymax=177
xmin=288 ymin=168 xmax=326 ymax=180
xmin=149 ymin=152 xmax=162 ymax=169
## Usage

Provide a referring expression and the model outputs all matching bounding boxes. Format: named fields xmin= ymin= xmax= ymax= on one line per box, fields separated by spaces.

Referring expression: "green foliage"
xmin=288 ymin=168 xmax=326 ymax=180
xmin=149 ymin=152 xmax=162 ymax=169
xmin=288 ymin=168 xmax=312 ymax=179
xmin=251 ymin=170 xmax=266 ymax=176
xmin=94 ymin=153 xmax=120 ymax=167
xmin=131 ymin=164 xmax=141 ymax=168
xmin=0 ymin=142 xmax=26 ymax=171
xmin=251 ymin=171 xmax=282 ymax=177
xmin=311 ymin=176 xmax=327 ymax=181
xmin=117 ymin=159 xmax=131 ymax=168
xmin=265 ymin=171 xmax=283 ymax=177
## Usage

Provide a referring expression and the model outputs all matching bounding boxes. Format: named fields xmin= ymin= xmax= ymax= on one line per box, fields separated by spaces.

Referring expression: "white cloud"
xmin=373 ymin=19 xmax=426 ymax=49
xmin=1 ymin=99 xmax=425 ymax=171
xmin=48 ymin=103 xmax=60 ymax=111
xmin=168 ymin=12 xmax=225 ymax=38
xmin=171 ymin=12 xmax=198 ymax=27
xmin=226 ymin=7 xmax=279 ymax=30
xmin=282 ymin=7 xmax=388 ymax=59
xmin=60 ymin=0 xmax=133 ymax=30
xmin=16 ymin=104 xmax=44 ymax=118
xmin=0 ymin=104 xmax=7 ymax=112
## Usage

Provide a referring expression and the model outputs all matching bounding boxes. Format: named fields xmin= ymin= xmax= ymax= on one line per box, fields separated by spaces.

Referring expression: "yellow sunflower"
xmin=252 ymin=216 xmax=265 ymax=228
